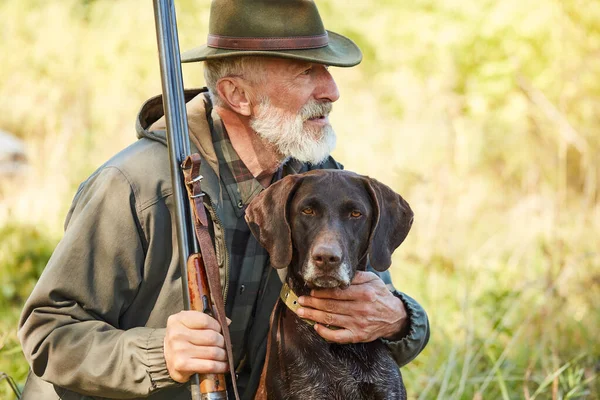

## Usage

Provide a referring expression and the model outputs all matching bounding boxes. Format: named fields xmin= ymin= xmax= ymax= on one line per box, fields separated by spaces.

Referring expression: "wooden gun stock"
xmin=187 ymin=254 xmax=228 ymax=397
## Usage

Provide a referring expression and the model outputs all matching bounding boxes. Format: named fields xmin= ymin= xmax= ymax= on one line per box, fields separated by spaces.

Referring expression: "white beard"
xmin=250 ymin=98 xmax=337 ymax=165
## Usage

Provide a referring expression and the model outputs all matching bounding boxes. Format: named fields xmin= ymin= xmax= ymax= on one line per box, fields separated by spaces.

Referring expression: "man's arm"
xmin=367 ymin=268 xmax=430 ymax=367
xmin=18 ymin=167 xmax=175 ymax=398
xmin=383 ymin=289 xmax=430 ymax=367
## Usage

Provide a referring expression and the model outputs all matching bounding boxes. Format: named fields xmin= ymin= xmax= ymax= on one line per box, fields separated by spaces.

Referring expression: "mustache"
xmin=300 ymin=100 xmax=333 ymax=121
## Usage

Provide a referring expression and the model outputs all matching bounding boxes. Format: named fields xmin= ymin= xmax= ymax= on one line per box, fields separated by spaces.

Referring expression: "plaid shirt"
xmin=209 ymin=108 xmax=271 ymax=354
xmin=210 ymin=109 xmax=265 ymax=207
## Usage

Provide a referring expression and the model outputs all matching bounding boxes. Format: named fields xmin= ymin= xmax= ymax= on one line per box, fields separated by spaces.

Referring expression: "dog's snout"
xmin=311 ymin=243 xmax=342 ymax=269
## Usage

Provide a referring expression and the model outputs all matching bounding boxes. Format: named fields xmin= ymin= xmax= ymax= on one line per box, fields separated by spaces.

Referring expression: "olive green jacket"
xmin=18 ymin=89 xmax=429 ymax=399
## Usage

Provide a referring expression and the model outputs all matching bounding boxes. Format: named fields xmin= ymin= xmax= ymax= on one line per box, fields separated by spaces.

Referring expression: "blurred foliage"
xmin=1 ymin=0 xmax=599 ymax=399
xmin=0 ymin=224 xmax=56 ymax=398
xmin=0 ymin=224 xmax=56 ymax=307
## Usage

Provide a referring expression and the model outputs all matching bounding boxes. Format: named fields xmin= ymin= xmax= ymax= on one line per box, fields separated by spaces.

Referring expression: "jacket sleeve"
xmin=368 ymin=269 xmax=430 ymax=368
xmin=18 ymin=166 xmax=176 ymax=398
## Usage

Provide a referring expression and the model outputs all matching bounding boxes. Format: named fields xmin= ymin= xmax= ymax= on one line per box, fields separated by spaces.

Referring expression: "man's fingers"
xmin=187 ymin=329 xmax=226 ymax=348
xmin=298 ymin=296 xmax=367 ymax=316
xmin=164 ymin=316 xmax=230 ymax=383
xmin=350 ymin=270 xmax=380 ymax=284
xmin=188 ymin=346 xmax=228 ymax=362
xmin=187 ymin=359 xmax=229 ymax=374
xmin=296 ymin=306 xmax=355 ymax=327
xmin=308 ymin=285 xmax=361 ymax=300
xmin=313 ymin=324 xmax=356 ymax=344
xmin=168 ymin=340 xmax=228 ymax=360
xmin=169 ymin=310 xmax=222 ymax=332
xmin=165 ymin=321 xmax=225 ymax=348
xmin=170 ymin=358 xmax=229 ymax=382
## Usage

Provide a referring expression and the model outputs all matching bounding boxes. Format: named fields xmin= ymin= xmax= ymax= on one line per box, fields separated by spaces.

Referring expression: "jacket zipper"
xmin=203 ymin=196 xmax=230 ymax=304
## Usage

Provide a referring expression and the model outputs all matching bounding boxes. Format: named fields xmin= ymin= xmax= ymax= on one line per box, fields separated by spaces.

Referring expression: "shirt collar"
xmin=211 ymin=109 xmax=265 ymax=209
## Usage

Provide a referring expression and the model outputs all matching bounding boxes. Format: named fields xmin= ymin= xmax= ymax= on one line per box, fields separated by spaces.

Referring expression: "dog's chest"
xmin=280 ymin=324 xmax=405 ymax=399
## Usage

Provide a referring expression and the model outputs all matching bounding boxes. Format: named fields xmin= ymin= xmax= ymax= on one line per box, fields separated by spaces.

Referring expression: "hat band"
xmin=207 ymin=33 xmax=329 ymax=51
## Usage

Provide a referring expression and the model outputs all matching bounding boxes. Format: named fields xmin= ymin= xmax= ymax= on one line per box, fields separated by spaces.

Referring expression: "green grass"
xmin=0 ymin=308 xmax=28 ymax=399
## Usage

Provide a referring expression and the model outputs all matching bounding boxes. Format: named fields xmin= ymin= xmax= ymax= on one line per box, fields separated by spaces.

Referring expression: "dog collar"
xmin=280 ymin=282 xmax=340 ymax=330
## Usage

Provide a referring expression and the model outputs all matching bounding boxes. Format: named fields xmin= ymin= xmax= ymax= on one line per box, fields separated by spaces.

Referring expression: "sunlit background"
xmin=1 ymin=1 xmax=599 ymax=399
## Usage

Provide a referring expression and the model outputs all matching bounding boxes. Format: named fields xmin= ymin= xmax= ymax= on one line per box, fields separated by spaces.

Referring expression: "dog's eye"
xmin=350 ymin=210 xmax=362 ymax=218
xmin=301 ymin=207 xmax=315 ymax=215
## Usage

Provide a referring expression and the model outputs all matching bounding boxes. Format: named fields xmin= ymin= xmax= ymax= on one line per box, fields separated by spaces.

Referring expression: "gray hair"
xmin=203 ymin=57 xmax=267 ymax=107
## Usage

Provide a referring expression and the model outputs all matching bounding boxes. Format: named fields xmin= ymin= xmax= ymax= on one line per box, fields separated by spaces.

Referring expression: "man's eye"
xmin=301 ymin=68 xmax=312 ymax=75
xmin=302 ymin=207 xmax=315 ymax=215
xmin=350 ymin=210 xmax=362 ymax=218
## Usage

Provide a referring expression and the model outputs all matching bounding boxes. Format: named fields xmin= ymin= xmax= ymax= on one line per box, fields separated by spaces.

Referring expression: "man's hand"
xmin=296 ymin=271 xmax=408 ymax=344
xmin=163 ymin=311 xmax=229 ymax=383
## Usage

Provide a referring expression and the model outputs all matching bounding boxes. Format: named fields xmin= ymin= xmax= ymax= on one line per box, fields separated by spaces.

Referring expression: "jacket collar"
xmin=136 ymin=88 xmax=228 ymax=208
xmin=136 ymin=88 xmax=221 ymax=180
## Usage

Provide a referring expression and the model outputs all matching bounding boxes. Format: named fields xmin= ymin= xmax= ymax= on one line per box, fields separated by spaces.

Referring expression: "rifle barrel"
xmin=152 ymin=0 xmax=192 ymax=308
xmin=151 ymin=1 xmax=202 ymax=399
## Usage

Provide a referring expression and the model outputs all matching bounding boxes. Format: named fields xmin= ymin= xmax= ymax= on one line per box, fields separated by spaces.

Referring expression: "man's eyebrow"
xmin=291 ymin=62 xmax=312 ymax=72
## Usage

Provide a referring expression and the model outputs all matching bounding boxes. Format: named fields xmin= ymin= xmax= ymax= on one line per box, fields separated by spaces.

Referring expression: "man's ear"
xmin=215 ymin=77 xmax=253 ymax=116
xmin=245 ymin=175 xmax=303 ymax=269
xmin=363 ymin=177 xmax=414 ymax=272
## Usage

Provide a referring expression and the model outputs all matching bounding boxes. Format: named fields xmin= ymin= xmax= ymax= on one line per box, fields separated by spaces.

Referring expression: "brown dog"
xmin=246 ymin=169 xmax=413 ymax=400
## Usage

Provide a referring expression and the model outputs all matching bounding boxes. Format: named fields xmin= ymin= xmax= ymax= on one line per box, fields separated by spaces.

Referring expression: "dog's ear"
xmin=363 ymin=177 xmax=414 ymax=272
xmin=245 ymin=174 xmax=302 ymax=269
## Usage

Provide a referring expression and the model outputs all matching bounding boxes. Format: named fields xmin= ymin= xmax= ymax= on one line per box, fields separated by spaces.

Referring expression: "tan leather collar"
xmin=280 ymin=282 xmax=339 ymax=330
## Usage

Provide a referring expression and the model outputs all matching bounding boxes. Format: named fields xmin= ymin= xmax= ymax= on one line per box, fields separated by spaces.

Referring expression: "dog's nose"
xmin=311 ymin=243 xmax=342 ymax=269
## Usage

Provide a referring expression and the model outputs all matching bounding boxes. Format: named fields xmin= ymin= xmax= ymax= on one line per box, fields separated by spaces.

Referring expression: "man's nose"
xmin=314 ymin=66 xmax=340 ymax=103
xmin=311 ymin=242 xmax=342 ymax=269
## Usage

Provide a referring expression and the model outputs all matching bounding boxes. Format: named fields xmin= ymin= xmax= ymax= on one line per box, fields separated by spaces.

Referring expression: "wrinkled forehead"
xmin=262 ymin=57 xmax=314 ymax=73
xmin=246 ymin=57 xmax=315 ymax=82
xmin=291 ymin=171 xmax=373 ymax=209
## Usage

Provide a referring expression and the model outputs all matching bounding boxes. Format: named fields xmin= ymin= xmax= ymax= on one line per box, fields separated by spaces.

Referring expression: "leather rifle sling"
xmin=182 ymin=153 xmax=240 ymax=400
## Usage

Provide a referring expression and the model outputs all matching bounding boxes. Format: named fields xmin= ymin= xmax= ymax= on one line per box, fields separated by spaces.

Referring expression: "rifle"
xmin=152 ymin=1 xmax=238 ymax=399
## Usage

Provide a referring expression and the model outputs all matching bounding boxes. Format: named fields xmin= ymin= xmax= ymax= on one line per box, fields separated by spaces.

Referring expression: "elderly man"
xmin=18 ymin=1 xmax=429 ymax=399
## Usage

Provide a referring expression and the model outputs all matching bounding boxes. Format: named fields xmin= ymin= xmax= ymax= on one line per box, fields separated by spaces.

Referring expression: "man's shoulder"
xmin=78 ymin=138 xmax=172 ymax=211
xmin=107 ymin=136 xmax=170 ymax=177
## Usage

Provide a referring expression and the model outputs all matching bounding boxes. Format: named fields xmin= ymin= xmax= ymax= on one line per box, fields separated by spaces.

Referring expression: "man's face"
xmin=248 ymin=58 xmax=340 ymax=165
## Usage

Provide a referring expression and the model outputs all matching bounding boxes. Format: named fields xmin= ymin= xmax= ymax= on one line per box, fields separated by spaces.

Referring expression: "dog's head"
xmin=245 ymin=170 xmax=413 ymax=289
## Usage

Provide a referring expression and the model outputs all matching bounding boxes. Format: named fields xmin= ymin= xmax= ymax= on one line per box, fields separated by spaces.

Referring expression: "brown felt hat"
xmin=181 ymin=0 xmax=362 ymax=67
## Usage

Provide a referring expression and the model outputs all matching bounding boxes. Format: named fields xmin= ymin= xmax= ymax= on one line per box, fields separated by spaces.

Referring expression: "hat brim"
xmin=181 ymin=31 xmax=362 ymax=67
